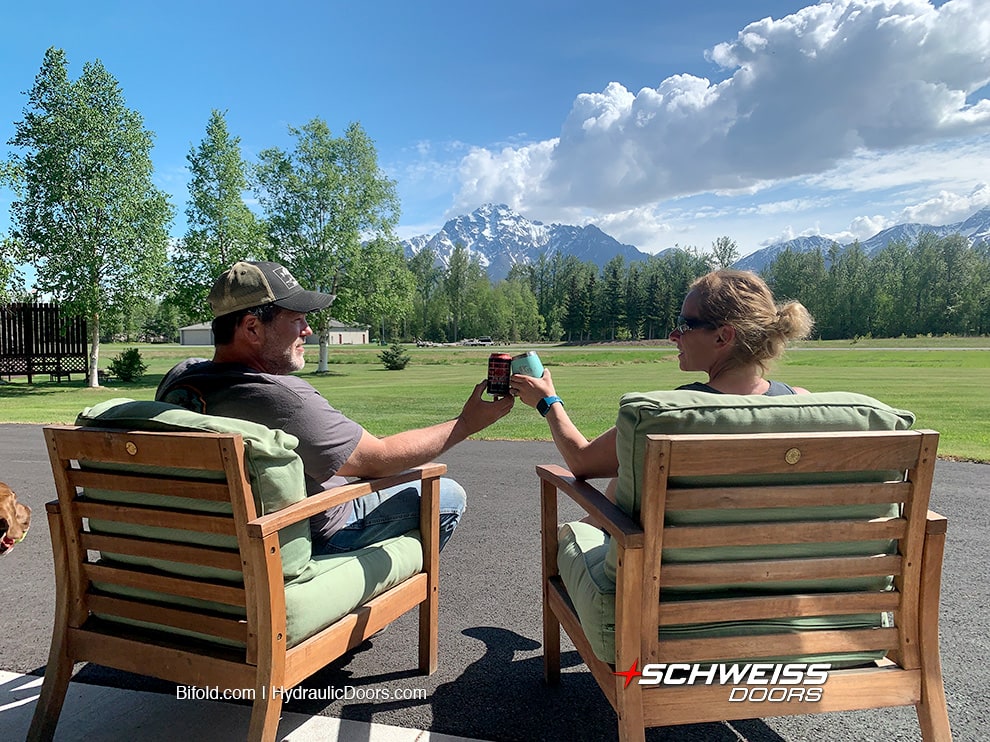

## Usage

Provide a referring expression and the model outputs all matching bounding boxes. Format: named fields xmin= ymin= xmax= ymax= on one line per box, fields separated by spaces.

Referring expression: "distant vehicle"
xmin=462 ymin=336 xmax=494 ymax=346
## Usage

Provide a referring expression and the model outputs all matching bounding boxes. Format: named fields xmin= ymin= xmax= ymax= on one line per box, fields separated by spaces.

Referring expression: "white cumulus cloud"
xmin=896 ymin=183 xmax=990 ymax=223
xmin=454 ymin=0 xmax=990 ymax=215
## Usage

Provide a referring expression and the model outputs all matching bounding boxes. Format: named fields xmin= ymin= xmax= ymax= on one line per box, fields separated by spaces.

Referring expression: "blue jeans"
xmin=321 ymin=477 xmax=466 ymax=554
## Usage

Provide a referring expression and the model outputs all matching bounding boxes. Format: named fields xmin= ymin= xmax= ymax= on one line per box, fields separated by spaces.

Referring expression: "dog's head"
xmin=0 ymin=482 xmax=31 ymax=555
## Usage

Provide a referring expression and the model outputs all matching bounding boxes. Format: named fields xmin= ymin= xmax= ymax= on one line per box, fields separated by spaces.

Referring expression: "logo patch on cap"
xmin=271 ymin=265 xmax=299 ymax=290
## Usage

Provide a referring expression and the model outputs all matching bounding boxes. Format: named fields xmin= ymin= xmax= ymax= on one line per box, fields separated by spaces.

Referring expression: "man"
xmin=157 ymin=260 xmax=514 ymax=553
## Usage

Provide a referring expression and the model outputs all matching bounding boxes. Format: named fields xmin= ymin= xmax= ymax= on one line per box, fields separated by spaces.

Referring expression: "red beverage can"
xmin=487 ymin=352 xmax=512 ymax=397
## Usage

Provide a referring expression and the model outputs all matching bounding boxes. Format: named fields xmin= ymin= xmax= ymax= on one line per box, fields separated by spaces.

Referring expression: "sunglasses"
xmin=673 ymin=314 xmax=719 ymax=334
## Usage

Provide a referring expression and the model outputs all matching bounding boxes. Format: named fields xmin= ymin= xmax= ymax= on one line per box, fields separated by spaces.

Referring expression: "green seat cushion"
xmin=557 ymin=521 xmax=616 ymax=661
xmin=557 ymin=391 xmax=914 ymax=664
xmin=285 ymin=531 xmax=424 ymax=646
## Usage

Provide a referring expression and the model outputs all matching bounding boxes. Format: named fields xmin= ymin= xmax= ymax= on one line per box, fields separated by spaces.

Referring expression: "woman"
xmin=509 ymin=269 xmax=814 ymax=479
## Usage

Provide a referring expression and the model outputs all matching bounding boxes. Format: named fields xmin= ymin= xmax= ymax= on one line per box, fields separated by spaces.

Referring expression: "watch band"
xmin=537 ymin=395 xmax=564 ymax=417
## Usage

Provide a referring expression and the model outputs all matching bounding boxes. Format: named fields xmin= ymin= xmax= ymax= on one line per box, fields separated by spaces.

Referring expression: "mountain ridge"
xmin=736 ymin=205 xmax=990 ymax=271
xmin=402 ymin=203 xmax=650 ymax=281
xmin=402 ymin=203 xmax=990 ymax=279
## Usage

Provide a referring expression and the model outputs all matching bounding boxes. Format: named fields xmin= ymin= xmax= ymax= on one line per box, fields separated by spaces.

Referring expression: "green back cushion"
xmin=77 ymin=398 xmax=312 ymax=580
xmin=90 ymin=532 xmax=425 ymax=649
xmin=615 ymin=390 xmax=915 ymax=518
xmin=559 ymin=521 xmax=893 ymax=666
xmin=562 ymin=390 xmax=915 ymax=664
xmin=608 ymin=391 xmax=915 ymax=581
xmin=75 ymin=398 xmax=424 ymax=648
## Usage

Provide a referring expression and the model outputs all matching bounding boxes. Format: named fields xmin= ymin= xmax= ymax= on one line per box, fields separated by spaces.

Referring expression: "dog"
xmin=0 ymin=481 xmax=31 ymax=555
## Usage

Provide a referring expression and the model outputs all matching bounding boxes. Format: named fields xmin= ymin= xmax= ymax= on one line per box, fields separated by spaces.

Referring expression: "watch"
xmin=537 ymin=395 xmax=564 ymax=417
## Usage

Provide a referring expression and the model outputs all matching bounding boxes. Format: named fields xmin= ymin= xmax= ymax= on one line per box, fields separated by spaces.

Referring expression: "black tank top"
xmin=675 ymin=380 xmax=798 ymax=396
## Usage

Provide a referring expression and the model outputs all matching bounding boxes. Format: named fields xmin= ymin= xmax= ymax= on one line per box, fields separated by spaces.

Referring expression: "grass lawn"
xmin=1 ymin=339 xmax=987 ymax=462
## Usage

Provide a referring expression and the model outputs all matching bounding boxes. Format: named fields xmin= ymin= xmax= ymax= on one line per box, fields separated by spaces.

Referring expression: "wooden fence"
xmin=0 ymin=303 xmax=88 ymax=383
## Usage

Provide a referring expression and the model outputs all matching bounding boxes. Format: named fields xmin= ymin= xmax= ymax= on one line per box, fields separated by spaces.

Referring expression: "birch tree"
xmin=6 ymin=47 xmax=172 ymax=386
xmin=171 ymin=109 xmax=263 ymax=321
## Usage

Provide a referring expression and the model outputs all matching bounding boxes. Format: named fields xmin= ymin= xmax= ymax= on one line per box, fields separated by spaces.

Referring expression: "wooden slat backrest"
xmin=44 ymin=425 xmax=256 ymax=649
xmin=638 ymin=429 xmax=939 ymax=669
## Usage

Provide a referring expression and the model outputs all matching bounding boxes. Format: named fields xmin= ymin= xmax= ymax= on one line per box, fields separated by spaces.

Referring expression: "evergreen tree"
xmin=624 ymin=262 xmax=645 ymax=339
xmin=869 ymin=240 xmax=915 ymax=337
xmin=408 ymin=246 xmax=444 ymax=340
xmin=598 ymin=255 xmax=626 ymax=341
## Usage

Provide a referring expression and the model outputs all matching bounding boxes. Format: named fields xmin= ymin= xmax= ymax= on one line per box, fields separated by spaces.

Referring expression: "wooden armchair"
xmin=539 ymin=429 xmax=951 ymax=741
xmin=29 ymin=424 xmax=442 ymax=742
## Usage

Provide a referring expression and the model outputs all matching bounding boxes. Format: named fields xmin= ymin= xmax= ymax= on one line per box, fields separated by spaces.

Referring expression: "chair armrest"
xmin=537 ymin=464 xmax=644 ymax=549
xmin=926 ymin=510 xmax=947 ymax=535
xmin=246 ymin=462 xmax=447 ymax=539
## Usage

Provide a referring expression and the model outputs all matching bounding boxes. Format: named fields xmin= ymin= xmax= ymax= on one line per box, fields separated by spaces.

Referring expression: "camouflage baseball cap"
xmin=208 ymin=261 xmax=336 ymax=318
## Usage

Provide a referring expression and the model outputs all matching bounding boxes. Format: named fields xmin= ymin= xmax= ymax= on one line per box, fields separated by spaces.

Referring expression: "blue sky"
xmin=2 ymin=0 xmax=988 ymax=261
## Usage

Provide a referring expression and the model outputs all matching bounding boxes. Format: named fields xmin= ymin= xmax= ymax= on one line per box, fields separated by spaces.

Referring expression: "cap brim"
xmin=274 ymin=290 xmax=336 ymax=314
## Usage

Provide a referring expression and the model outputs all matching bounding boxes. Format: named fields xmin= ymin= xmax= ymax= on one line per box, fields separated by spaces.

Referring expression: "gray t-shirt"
xmin=156 ymin=359 xmax=364 ymax=544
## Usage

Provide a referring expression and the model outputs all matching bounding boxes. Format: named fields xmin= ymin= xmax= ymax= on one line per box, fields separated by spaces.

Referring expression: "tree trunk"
xmin=88 ymin=313 xmax=100 ymax=388
xmin=316 ymin=318 xmax=330 ymax=373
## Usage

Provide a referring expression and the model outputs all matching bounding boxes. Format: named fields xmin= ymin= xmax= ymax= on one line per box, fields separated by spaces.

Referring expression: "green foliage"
xmin=252 ymin=118 xmax=402 ymax=371
xmin=169 ymin=109 xmax=264 ymax=322
xmin=443 ymin=244 xmax=487 ymax=340
xmin=710 ymin=236 xmax=740 ymax=269
xmin=762 ymin=233 xmax=990 ymax=339
xmin=107 ymin=347 xmax=148 ymax=382
xmin=378 ymin=342 xmax=411 ymax=370
xmin=350 ymin=237 xmax=416 ymax=334
xmin=98 ymin=297 xmax=185 ymax=343
xmin=408 ymin=246 xmax=447 ymax=341
xmin=394 ymin=229 xmax=990 ymax=345
xmin=0 ymin=238 xmax=27 ymax=303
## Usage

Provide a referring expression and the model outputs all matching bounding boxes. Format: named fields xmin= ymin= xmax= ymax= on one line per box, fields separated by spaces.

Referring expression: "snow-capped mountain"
xmin=732 ymin=235 xmax=837 ymax=272
xmin=404 ymin=204 xmax=990 ymax=280
xmin=735 ymin=206 xmax=990 ymax=272
xmin=401 ymin=203 xmax=649 ymax=281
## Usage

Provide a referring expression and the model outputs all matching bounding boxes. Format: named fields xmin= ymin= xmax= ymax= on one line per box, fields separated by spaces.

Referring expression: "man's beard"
xmin=262 ymin=338 xmax=305 ymax=375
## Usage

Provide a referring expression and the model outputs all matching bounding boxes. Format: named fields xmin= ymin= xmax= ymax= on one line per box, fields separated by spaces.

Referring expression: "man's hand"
xmin=458 ymin=379 xmax=515 ymax=434
xmin=338 ymin=380 xmax=514 ymax=479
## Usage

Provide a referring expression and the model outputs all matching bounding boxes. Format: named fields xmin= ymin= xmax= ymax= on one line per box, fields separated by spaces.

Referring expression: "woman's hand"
xmin=510 ymin=367 xmax=557 ymax=408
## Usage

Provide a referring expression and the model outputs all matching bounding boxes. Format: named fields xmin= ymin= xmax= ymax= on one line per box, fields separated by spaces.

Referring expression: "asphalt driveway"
xmin=2 ymin=423 xmax=986 ymax=741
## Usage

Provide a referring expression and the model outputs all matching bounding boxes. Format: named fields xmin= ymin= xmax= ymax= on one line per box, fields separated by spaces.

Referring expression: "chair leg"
xmin=418 ymin=474 xmax=439 ymax=675
xmin=28 ymin=507 xmax=74 ymax=742
xmin=542 ymin=601 xmax=561 ymax=685
xmin=917 ymin=691 xmax=953 ymax=742
xmin=617 ymin=712 xmax=647 ymax=742
xmin=418 ymin=590 xmax=438 ymax=675
xmin=615 ymin=682 xmax=646 ymax=742
xmin=248 ymin=691 xmax=283 ymax=742
xmin=540 ymin=478 xmax=561 ymax=685
xmin=26 ymin=637 xmax=74 ymax=742
xmin=916 ymin=525 xmax=953 ymax=742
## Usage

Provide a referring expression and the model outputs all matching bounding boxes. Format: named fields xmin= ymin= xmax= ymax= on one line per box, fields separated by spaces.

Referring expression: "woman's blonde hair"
xmin=689 ymin=269 xmax=814 ymax=373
